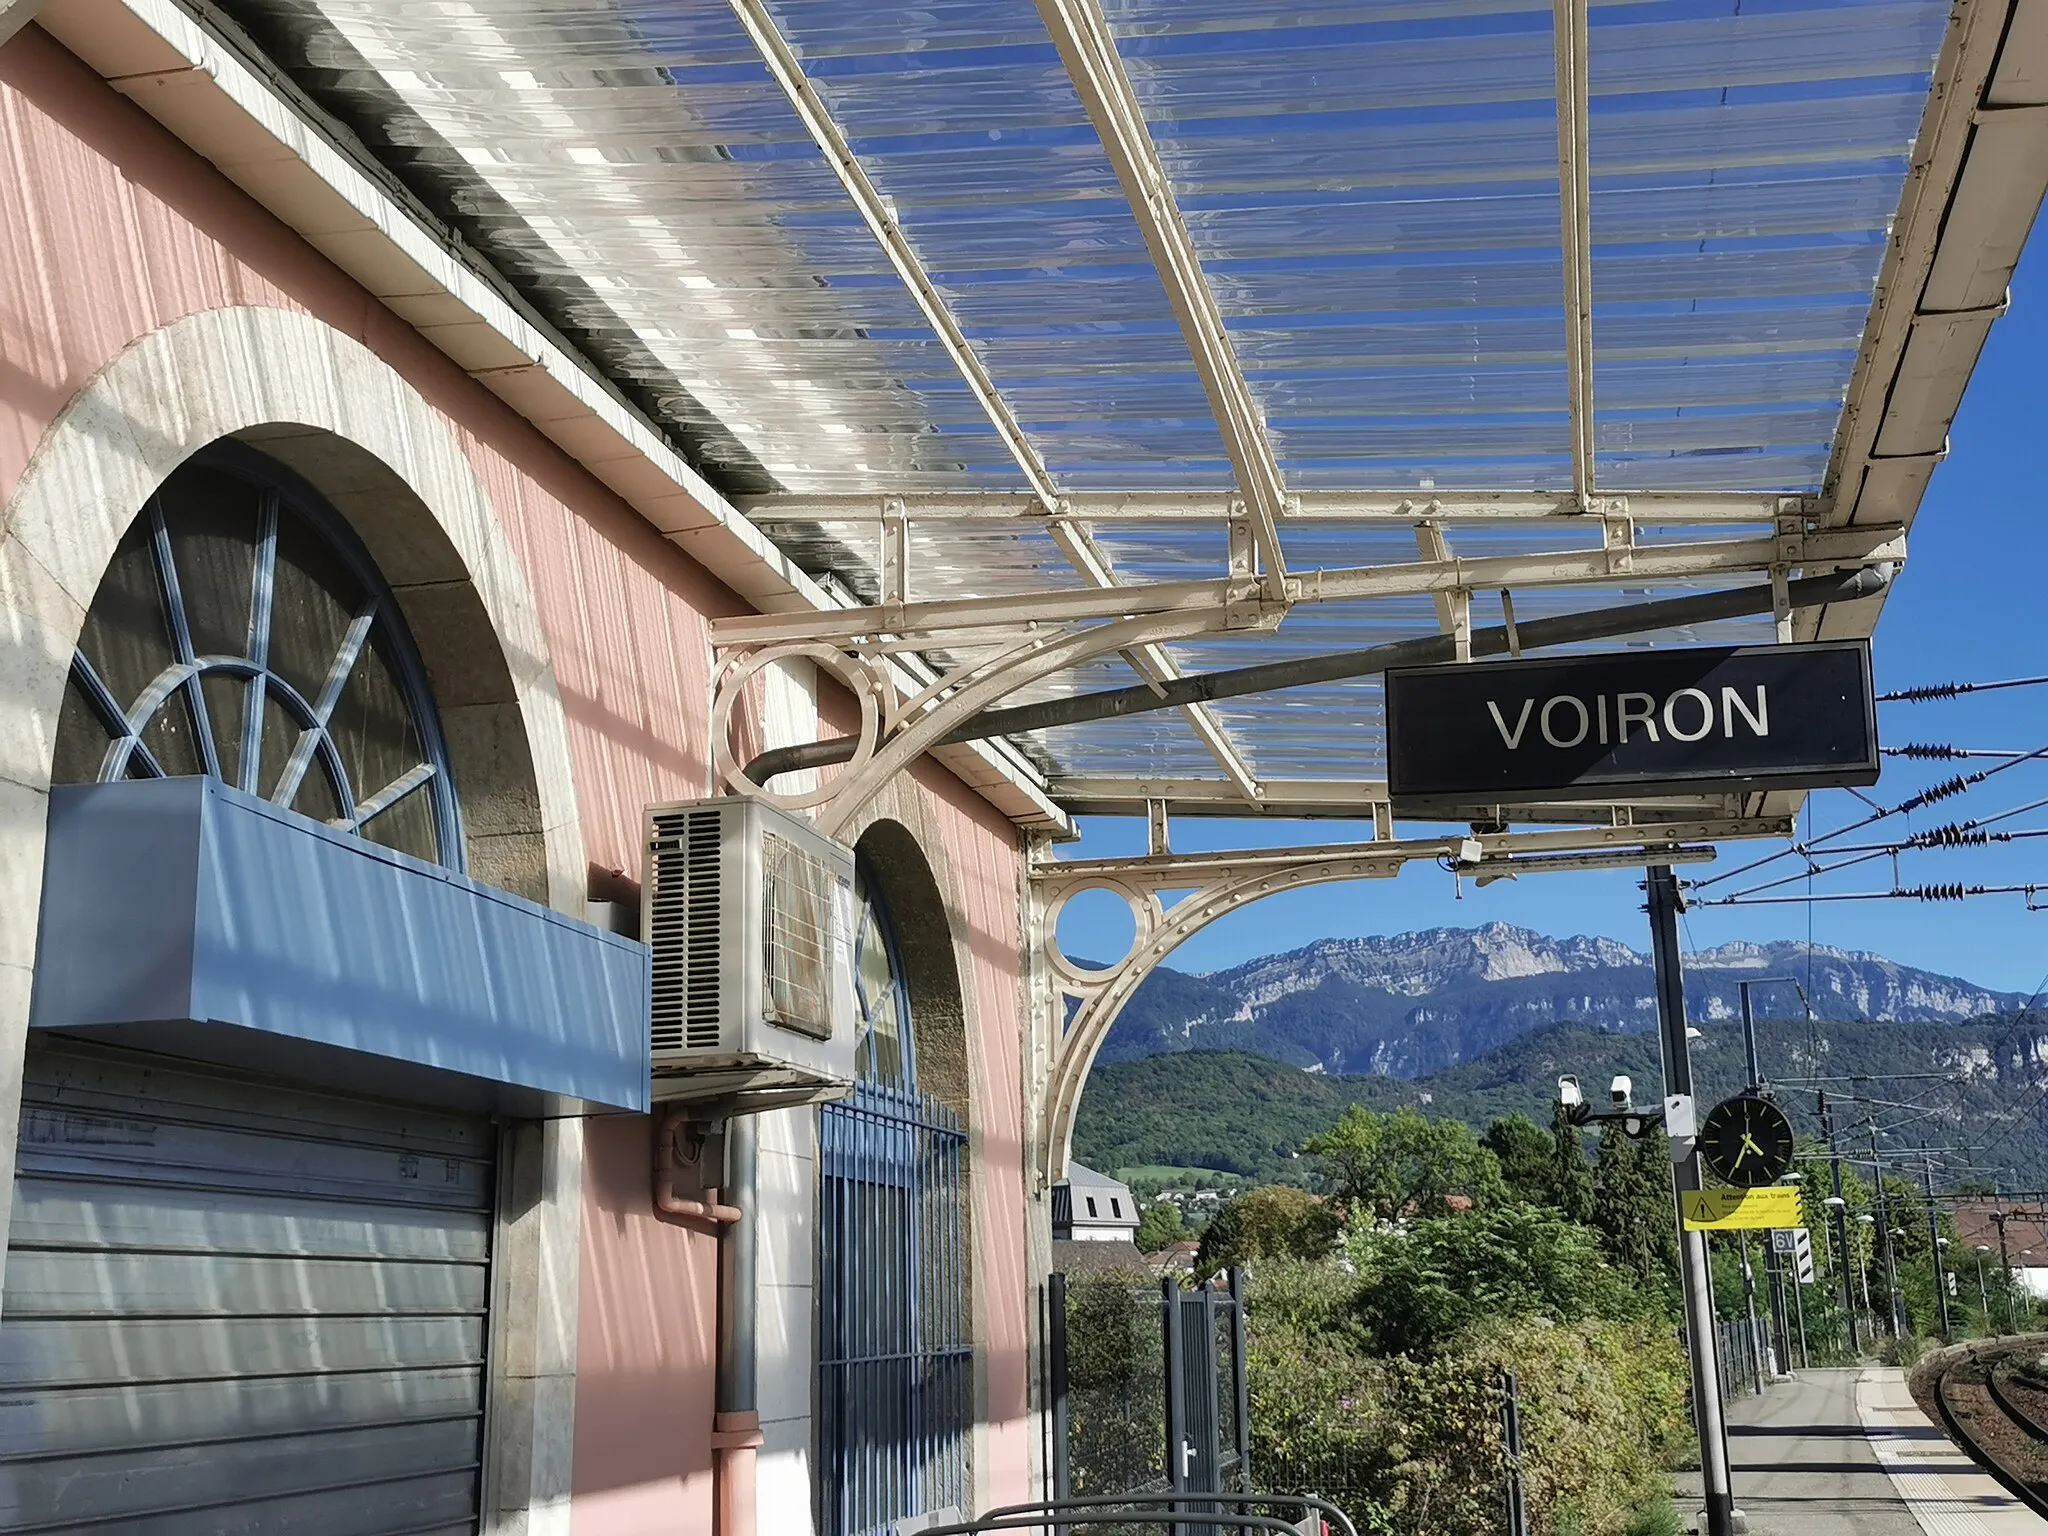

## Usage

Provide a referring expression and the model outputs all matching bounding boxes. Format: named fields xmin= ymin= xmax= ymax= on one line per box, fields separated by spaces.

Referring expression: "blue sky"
xmin=1057 ymin=236 xmax=2048 ymax=998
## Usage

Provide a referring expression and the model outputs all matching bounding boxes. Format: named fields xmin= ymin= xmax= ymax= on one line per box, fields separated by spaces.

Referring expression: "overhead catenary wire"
xmin=1698 ymin=881 xmax=2046 ymax=906
xmin=1708 ymin=795 xmax=2048 ymax=900
xmin=1690 ymin=742 xmax=2048 ymax=892
xmin=1879 ymin=673 xmax=2048 ymax=703
xmin=1884 ymin=745 xmax=2035 ymax=760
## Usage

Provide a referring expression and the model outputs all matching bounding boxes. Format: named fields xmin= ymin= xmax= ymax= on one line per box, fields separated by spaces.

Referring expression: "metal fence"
xmin=819 ymin=1083 xmax=973 ymax=1536
xmin=1047 ymin=1271 xmax=1254 ymax=1533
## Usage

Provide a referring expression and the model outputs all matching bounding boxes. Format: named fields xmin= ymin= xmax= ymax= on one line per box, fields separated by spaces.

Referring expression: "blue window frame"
xmin=818 ymin=860 xmax=972 ymax=1535
xmin=51 ymin=444 xmax=462 ymax=867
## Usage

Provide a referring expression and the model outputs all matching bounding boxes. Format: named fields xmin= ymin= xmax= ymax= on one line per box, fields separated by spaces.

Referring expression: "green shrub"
xmin=1241 ymin=1259 xmax=1690 ymax=1536
xmin=1623 ymin=1498 xmax=1686 ymax=1536
xmin=1877 ymin=1333 xmax=1931 ymax=1369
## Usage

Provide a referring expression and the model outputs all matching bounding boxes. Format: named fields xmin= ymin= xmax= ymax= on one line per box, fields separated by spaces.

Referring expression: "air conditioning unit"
xmin=643 ymin=798 xmax=857 ymax=1107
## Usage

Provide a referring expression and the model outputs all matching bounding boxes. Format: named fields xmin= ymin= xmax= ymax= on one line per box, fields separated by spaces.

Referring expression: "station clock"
xmin=1696 ymin=1093 xmax=1795 ymax=1188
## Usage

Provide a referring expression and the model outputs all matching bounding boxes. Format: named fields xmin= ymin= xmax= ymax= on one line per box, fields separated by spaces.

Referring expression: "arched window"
xmin=819 ymin=858 xmax=971 ymax=1535
xmin=51 ymin=445 xmax=461 ymax=866
xmin=852 ymin=861 xmax=912 ymax=1091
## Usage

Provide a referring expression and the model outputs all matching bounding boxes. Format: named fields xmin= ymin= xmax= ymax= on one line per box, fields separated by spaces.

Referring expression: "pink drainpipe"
xmin=653 ymin=1108 xmax=759 ymax=1536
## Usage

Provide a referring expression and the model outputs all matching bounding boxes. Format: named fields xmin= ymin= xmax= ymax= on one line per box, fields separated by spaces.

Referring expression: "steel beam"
xmin=1048 ymin=520 xmax=1263 ymax=805
xmin=723 ymin=0 xmax=1057 ymax=512
xmin=1033 ymin=0 xmax=1289 ymax=582
xmin=1044 ymin=776 xmax=1745 ymax=824
xmin=742 ymin=490 xmax=1789 ymax=524
xmin=710 ymin=523 xmax=1907 ymax=646
xmin=1039 ymin=817 xmax=1793 ymax=891
xmin=1553 ymin=0 xmax=1598 ymax=505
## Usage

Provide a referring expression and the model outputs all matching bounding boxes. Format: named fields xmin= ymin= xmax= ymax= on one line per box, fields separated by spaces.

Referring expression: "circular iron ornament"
xmin=1697 ymin=1093 xmax=1795 ymax=1188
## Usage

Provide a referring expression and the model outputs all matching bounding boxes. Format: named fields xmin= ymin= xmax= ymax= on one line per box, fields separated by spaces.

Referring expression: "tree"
xmin=1590 ymin=1125 xmax=1679 ymax=1294
xmin=1346 ymin=1203 xmax=1645 ymax=1356
xmin=1197 ymin=1185 xmax=1338 ymax=1274
xmin=1303 ymin=1105 xmax=1507 ymax=1221
xmin=1551 ymin=1102 xmax=1596 ymax=1224
xmin=1483 ymin=1113 xmax=1556 ymax=1206
xmin=1134 ymin=1199 xmax=1186 ymax=1253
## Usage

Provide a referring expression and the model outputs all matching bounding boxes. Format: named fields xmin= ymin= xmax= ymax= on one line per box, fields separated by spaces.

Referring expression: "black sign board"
xmin=1386 ymin=640 xmax=1878 ymax=811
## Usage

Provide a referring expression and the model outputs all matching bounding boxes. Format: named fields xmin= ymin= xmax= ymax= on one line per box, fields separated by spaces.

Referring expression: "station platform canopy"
xmin=203 ymin=0 xmax=2048 ymax=828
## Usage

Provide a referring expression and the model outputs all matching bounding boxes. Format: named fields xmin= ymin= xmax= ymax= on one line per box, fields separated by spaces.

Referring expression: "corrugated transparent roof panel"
xmin=753 ymin=0 xmax=1237 ymax=489
xmin=231 ymin=0 xmax=1038 ymax=494
xmin=1105 ymin=0 xmax=1574 ymax=491
xmin=1586 ymin=0 xmax=1949 ymax=491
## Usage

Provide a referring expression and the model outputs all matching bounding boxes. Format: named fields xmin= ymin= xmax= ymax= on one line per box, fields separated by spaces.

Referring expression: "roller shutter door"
xmin=0 ymin=1042 xmax=497 ymax=1535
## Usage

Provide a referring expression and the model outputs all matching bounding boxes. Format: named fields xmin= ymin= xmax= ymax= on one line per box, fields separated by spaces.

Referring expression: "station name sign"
xmin=1385 ymin=640 xmax=1878 ymax=811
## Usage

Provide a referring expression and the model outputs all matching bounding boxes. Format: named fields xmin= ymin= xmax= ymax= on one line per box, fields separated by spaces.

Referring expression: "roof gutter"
xmin=745 ymin=565 xmax=1894 ymax=788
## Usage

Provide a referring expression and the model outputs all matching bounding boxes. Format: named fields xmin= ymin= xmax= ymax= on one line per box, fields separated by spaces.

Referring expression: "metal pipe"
xmin=712 ymin=1116 xmax=761 ymax=1536
xmin=653 ymin=1109 xmax=744 ymax=1224
xmin=745 ymin=566 xmax=1893 ymax=785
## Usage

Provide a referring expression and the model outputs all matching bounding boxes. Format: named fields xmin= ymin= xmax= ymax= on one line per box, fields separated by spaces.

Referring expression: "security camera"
xmin=1610 ymin=1075 xmax=1634 ymax=1109
xmin=1557 ymin=1075 xmax=1584 ymax=1110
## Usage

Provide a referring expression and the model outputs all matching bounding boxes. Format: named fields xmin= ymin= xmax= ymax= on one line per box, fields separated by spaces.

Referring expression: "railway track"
xmin=1928 ymin=1338 xmax=2048 ymax=1519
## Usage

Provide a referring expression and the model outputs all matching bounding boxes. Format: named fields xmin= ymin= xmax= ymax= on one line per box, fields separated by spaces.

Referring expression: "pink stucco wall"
xmin=0 ymin=26 xmax=1033 ymax=1535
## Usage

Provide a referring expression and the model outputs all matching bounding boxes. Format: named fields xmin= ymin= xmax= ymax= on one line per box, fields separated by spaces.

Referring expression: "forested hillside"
xmin=1074 ymin=1010 xmax=2048 ymax=1190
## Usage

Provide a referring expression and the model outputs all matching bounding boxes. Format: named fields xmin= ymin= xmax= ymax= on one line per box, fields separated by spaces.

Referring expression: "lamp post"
xmin=1973 ymin=1244 xmax=1993 ymax=1330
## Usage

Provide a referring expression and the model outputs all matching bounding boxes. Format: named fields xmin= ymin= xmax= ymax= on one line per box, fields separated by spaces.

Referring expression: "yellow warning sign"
xmin=1681 ymin=1186 xmax=1804 ymax=1231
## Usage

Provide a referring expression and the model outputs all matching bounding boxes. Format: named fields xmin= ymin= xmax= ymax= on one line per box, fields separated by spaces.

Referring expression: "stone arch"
xmin=0 ymin=304 xmax=589 ymax=1526
xmin=836 ymin=790 xmax=991 ymax=1508
xmin=0 ymin=305 xmax=584 ymax=921
xmin=855 ymin=816 xmax=971 ymax=1123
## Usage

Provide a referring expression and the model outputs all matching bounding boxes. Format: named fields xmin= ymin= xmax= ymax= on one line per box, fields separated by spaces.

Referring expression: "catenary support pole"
xmin=1646 ymin=865 xmax=1740 ymax=1536
xmin=1926 ymin=1158 xmax=1952 ymax=1341
xmin=1738 ymin=983 xmax=1793 ymax=1374
xmin=1818 ymin=1092 xmax=1861 ymax=1355
xmin=1793 ymin=1262 xmax=1810 ymax=1369
xmin=1870 ymin=1125 xmax=1903 ymax=1339
xmin=1995 ymin=1213 xmax=2017 ymax=1334
xmin=1739 ymin=1232 xmax=1766 ymax=1391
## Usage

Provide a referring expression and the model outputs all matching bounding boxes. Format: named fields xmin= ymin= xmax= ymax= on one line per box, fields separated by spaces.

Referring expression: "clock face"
xmin=1698 ymin=1094 xmax=1795 ymax=1188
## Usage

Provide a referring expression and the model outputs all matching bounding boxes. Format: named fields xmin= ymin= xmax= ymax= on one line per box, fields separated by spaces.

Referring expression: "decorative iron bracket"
xmin=1028 ymin=816 xmax=1793 ymax=1188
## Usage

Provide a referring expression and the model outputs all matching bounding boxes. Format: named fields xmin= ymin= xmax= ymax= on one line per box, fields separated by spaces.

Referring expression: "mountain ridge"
xmin=1101 ymin=922 xmax=2027 ymax=1078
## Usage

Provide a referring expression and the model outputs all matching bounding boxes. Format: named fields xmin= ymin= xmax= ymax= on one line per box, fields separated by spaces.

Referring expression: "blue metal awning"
xmin=33 ymin=778 xmax=651 ymax=1115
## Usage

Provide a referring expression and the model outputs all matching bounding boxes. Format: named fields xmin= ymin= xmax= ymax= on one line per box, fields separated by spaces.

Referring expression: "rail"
xmin=918 ymin=1492 xmax=1361 ymax=1536
xmin=1924 ymin=1337 xmax=2048 ymax=1519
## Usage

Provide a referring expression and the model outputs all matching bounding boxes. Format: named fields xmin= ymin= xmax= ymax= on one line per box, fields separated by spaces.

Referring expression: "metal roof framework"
xmin=146 ymin=0 xmax=2048 ymax=844
xmin=38 ymin=0 xmax=2047 ymax=1189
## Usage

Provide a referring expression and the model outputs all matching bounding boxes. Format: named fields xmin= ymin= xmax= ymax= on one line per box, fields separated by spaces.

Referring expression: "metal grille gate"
xmin=819 ymin=1082 xmax=972 ymax=1535
xmin=1048 ymin=1270 xmax=1250 ymax=1524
